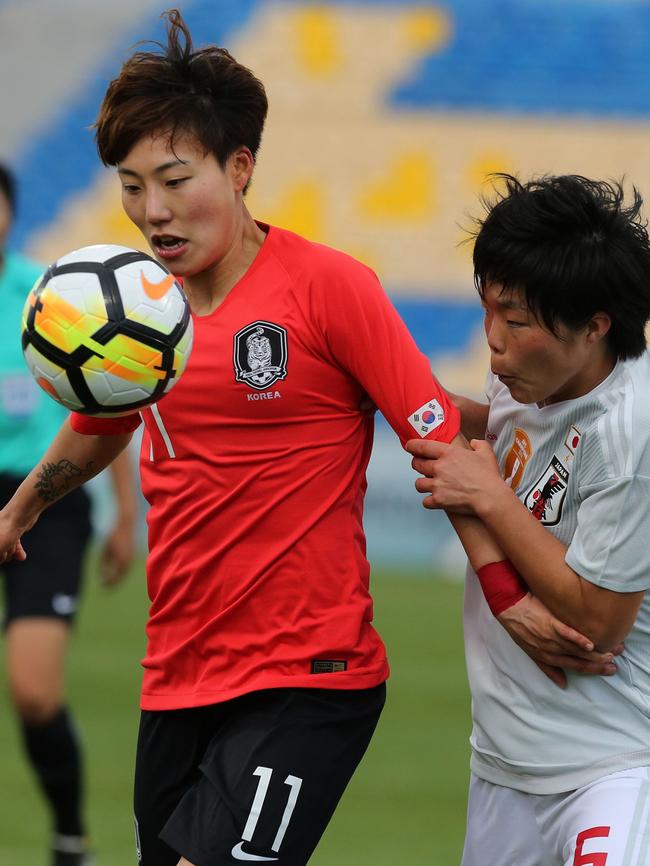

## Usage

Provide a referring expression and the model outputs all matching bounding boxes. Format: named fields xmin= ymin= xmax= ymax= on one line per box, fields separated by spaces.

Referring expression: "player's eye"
xmin=122 ymin=184 xmax=141 ymax=194
xmin=507 ymin=319 xmax=527 ymax=328
xmin=166 ymin=177 xmax=188 ymax=188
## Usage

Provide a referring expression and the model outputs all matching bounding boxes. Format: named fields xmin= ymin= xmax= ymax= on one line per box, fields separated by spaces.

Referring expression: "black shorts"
xmin=0 ymin=473 xmax=92 ymax=627
xmin=133 ymin=684 xmax=386 ymax=866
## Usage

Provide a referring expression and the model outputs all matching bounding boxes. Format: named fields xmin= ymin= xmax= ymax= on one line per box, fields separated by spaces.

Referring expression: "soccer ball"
xmin=21 ymin=244 xmax=193 ymax=416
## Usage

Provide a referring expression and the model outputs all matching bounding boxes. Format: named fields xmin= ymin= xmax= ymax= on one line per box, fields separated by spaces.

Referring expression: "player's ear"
xmin=586 ymin=312 xmax=611 ymax=344
xmin=230 ymin=147 xmax=255 ymax=193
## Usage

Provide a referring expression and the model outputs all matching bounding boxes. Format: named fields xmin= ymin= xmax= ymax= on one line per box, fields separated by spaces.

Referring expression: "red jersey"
xmin=72 ymin=226 xmax=459 ymax=710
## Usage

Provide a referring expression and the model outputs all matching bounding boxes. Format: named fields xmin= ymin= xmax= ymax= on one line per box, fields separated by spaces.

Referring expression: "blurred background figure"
xmin=0 ymin=163 xmax=137 ymax=865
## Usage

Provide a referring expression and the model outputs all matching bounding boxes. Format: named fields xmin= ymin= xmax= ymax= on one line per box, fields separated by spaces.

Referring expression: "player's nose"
xmin=486 ymin=319 xmax=506 ymax=354
xmin=144 ymin=191 xmax=172 ymax=225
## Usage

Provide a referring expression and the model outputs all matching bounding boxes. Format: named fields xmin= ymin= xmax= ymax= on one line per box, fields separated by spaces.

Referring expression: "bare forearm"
xmin=476 ymin=486 xmax=581 ymax=607
xmin=446 ymin=433 xmax=506 ymax=570
xmin=406 ymin=436 xmax=634 ymax=665
xmin=6 ymin=418 xmax=133 ymax=532
xmin=447 ymin=511 xmax=506 ymax=571
xmin=474 ymin=485 xmax=638 ymax=648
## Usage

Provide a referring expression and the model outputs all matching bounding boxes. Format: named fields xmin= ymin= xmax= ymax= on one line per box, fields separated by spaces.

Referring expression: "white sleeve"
xmin=566 ymin=474 xmax=650 ymax=592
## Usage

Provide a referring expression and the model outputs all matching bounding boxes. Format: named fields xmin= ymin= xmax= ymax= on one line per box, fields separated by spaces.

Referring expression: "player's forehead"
xmin=484 ymin=278 xmax=584 ymax=343
xmin=482 ymin=280 xmax=528 ymax=312
xmin=118 ymin=128 xmax=208 ymax=174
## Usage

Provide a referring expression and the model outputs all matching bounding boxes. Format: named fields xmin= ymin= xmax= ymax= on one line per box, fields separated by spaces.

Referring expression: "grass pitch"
xmin=0 ymin=556 xmax=470 ymax=866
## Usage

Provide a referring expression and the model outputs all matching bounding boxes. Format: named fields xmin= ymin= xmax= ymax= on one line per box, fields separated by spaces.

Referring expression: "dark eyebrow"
xmin=495 ymin=295 xmax=527 ymax=312
xmin=117 ymin=159 xmax=190 ymax=178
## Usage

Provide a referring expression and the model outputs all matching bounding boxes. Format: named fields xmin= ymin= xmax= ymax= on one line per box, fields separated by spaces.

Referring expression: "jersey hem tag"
xmin=311 ymin=660 xmax=348 ymax=673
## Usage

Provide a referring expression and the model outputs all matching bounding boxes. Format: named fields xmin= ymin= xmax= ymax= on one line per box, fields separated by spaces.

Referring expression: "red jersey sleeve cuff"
xmin=432 ymin=399 xmax=461 ymax=443
xmin=404 ymin=393 xmax=460 ymax=446
xmin=70 ymin=411 xmax=142 ymax=435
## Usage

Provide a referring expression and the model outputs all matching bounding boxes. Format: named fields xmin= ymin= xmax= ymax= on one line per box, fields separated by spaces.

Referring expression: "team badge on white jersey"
xmin=234 ymin=321 xmax=288 ymax=391
xmin=523 ymin=455 xmax=569 ymax=525
xmin=407 ymin=398 xmax=446 ymax=437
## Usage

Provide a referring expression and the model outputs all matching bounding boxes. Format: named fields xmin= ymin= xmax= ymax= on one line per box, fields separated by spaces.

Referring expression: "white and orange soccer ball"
xmin=21 ymin=244 xmax=193 ymax=416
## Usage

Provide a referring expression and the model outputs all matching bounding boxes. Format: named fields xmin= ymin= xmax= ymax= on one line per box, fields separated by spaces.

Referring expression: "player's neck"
xmin=538 ymin=349 xmax=617 ymax=408
xmin=185 ymin=215 xmax=267 ymax=316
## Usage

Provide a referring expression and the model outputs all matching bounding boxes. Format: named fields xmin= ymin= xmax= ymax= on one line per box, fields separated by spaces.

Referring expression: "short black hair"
xmin=95 ymin=8 xmax=268 ymax=175
xmin=0 ymin=163 xmax=16 ymax=215
xmin=472 ymin=174 xmax=650 ymax=360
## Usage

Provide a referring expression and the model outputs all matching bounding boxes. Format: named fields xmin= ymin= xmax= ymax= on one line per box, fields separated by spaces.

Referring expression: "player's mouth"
xmin=494 ymin=371 xmax=517 ymax=386
xmin=151 ymin=234 xmax=188 ymax=260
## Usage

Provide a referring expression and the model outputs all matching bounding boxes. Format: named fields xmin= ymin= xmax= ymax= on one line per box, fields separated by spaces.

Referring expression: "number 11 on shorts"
xmin=232 ymin=766 xmax=303 ymax=861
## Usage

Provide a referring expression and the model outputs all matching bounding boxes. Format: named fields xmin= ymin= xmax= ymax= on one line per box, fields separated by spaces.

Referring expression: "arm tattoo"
xmin=34 ymin=459 xmax=95 ymax=504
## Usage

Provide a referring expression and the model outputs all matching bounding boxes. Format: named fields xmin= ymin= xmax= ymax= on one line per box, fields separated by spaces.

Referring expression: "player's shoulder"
xmin=597 ymin=352 xmax=650 ymax=422
xmin=588 ymin=351 xmax=650 ymax=475
xmin=268 ymin=224 xmax=377 ymax=285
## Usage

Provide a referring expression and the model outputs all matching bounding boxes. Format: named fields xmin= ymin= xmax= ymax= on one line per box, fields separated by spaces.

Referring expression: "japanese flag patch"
xmin=563 ymin=425 xmax=582 ymax=460
xmin=408 ymin=399 xmax=446 ymax=437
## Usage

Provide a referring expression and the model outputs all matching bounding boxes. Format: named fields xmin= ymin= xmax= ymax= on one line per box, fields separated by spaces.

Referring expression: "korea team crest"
xmin=523 ymin=455 xmax=569 ymax=525
xmin=233 ymin=321 xmax=288 ymax=390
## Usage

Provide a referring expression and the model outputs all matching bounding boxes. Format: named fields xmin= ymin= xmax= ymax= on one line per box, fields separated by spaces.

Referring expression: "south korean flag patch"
xmin=408 ymin=398 xmax=446 ymax=437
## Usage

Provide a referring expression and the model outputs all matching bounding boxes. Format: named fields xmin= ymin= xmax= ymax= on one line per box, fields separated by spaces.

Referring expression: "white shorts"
xmin=462 ymin=767 xmax=650 ymax=866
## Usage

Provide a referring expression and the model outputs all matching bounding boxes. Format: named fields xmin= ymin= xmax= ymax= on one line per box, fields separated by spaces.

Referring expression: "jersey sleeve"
xmin=566 ymin=474 xmax=650 ymax=592
xmin=69 ymin=411 xmax=142 ymax=435
xmin=315 ymin=259 xmax=460 ymax=446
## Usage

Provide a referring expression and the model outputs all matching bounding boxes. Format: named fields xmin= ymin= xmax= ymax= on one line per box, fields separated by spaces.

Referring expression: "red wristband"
xmin=476 ymin=560 xmax=528 ymax=617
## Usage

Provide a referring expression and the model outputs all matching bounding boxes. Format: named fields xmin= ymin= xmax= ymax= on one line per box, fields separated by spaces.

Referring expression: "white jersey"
xmin=466 ymin=351 xmax=650 ymax=795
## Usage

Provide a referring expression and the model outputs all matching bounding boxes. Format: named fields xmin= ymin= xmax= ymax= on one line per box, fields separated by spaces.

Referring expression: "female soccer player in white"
xmin=409 ymin=174 xmax=650 ymax=866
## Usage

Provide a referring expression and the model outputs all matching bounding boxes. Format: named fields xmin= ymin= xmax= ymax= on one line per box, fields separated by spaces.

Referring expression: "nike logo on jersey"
xmin=231 ymin=841 xmax=279 ymax=861
xmin=140 ymin=270 xmax=175 ymax=300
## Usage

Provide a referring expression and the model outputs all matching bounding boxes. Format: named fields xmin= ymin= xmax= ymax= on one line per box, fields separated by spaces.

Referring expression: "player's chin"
xmin=505 ymin=382 xmax=537 ymax=405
